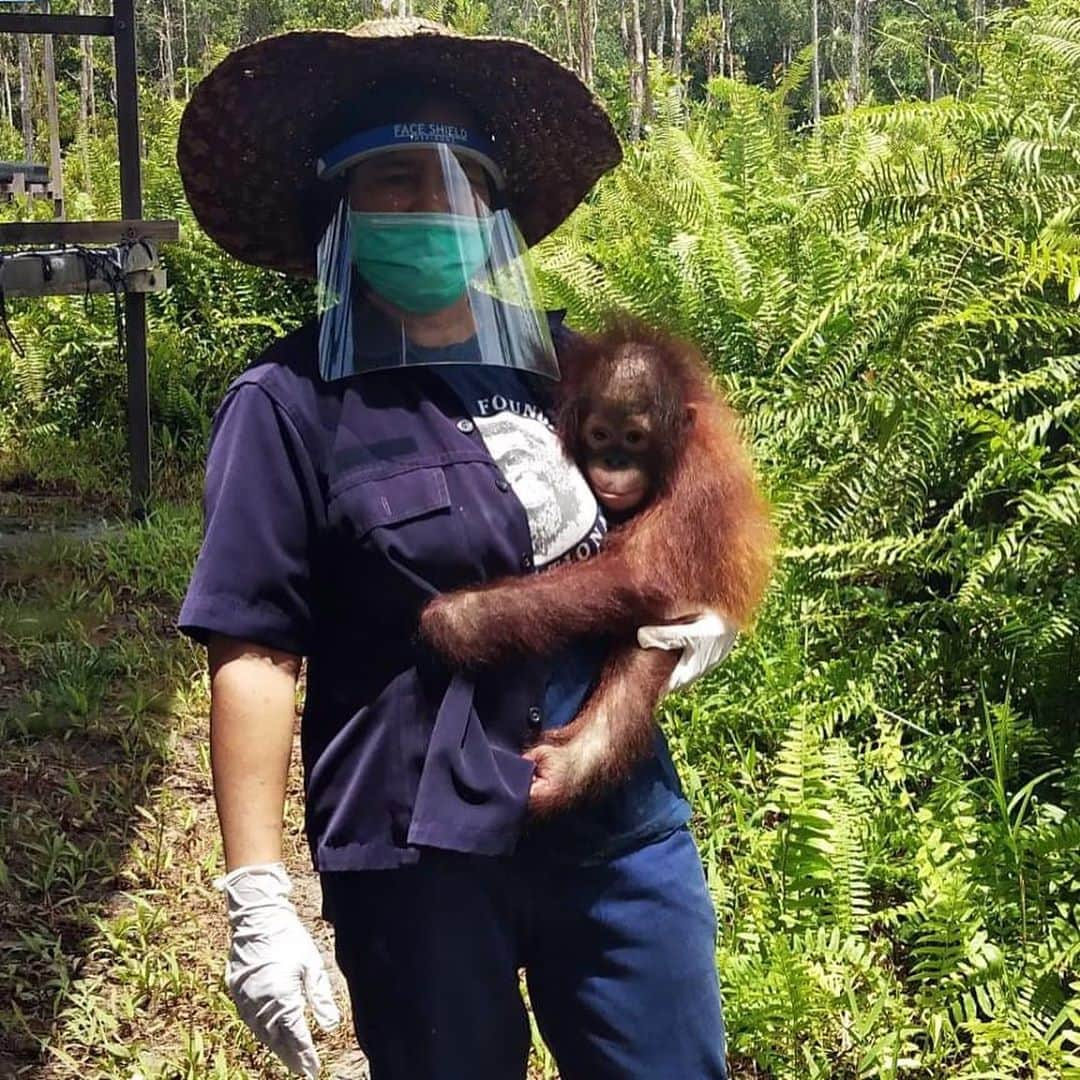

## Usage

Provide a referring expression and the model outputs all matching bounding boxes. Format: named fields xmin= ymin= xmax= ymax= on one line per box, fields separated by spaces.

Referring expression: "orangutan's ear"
xmin=684 ymin=403 xmax=698 ymax=428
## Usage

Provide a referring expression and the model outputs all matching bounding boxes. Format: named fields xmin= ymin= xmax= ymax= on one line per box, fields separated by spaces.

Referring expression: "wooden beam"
xmin=0 ymin=219 xmax=179 ymax=245
xmin=0 ymin=14 xmax=115 ymax=37
xmin=0 ymin=162 xmax=50 ymax=184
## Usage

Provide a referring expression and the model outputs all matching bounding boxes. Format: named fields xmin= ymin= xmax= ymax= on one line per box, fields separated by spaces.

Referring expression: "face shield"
xmin=315 ymin=123 xmax=559 ymax=382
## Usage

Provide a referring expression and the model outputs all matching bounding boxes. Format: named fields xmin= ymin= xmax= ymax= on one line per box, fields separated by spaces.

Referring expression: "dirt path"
xmin=186 ymin=719 xmax=372 ymax=1080
xmin=0 ymin=492 xmax=370 ymax=1078
xmin=281 ymin=727 xmax=370 ymax=1080
xmin=0 ymin=490 xmax=563 ymax=1079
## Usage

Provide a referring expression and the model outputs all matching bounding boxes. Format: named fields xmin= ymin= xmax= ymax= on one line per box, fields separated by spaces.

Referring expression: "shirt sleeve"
xmin=178 ymin=382 xmax=322 ymax=655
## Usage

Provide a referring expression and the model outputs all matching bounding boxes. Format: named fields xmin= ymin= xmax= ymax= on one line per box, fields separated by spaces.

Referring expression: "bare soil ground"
xmin=0 ymin=494 xmax=567 ymax=1079
xmin=0 ymin=496 xmax=368 ymax=1079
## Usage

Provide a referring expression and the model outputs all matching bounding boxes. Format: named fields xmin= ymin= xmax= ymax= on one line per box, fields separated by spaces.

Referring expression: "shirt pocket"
xmin=326 ymin=464 xmax=468 ymax=608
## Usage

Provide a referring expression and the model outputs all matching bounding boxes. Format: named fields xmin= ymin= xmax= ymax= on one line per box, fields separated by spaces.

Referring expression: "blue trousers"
xmin=321 ymin=826 xmax=728 ymax=1079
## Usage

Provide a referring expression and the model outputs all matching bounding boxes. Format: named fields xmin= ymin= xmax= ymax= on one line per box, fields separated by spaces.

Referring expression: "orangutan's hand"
xmin=523 ymin=722 xmax=607 ymax=817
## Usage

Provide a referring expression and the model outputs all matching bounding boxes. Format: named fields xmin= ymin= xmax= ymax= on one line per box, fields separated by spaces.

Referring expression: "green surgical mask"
xmin=348 ymin=211 xmax=493 ymax=315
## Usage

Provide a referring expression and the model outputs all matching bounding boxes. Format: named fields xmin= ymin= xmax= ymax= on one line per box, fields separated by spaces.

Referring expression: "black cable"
xmin=71 ymin=243 xmax=128 ymax=375
xmin=0 ymin=239 xmax=147 ymax=366
xmin=0 ymin=253 xmax=25 ymax=358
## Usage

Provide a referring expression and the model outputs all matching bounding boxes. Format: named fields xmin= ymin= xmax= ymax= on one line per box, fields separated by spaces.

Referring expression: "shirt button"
xmin=495 ymin=477 xmax=510 ymax=492
xmin=527 ymin=707 xmax=542 ymax=728
xmin=457 ymin=418 xmax=475 ymax=434
xmin=521 ymin=553 xmax=533 ymax=570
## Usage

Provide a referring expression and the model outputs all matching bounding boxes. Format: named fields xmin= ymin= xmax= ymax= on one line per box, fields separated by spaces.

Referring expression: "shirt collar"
xmin=351 ymin=298 xmax=568 ymax=364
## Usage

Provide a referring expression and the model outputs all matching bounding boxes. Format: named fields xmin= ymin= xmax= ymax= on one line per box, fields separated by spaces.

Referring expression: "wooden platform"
xmin=0 ymin=160 xmax=56 ymax=203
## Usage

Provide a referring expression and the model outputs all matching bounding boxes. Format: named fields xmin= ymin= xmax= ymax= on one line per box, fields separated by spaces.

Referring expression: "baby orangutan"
xmin=420 ymin=317 xmax=774 ymax=815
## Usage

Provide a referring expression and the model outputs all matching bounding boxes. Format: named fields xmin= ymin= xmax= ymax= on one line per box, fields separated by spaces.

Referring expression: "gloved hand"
xmin=637 ymin=610 xmax=737 ymax=693
xmin=215 ymin=862 xmax=341 ymax=1078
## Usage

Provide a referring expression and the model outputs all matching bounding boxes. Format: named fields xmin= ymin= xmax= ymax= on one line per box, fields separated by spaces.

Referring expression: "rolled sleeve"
xmin=179 ymin=383 xmax=322 ymax=655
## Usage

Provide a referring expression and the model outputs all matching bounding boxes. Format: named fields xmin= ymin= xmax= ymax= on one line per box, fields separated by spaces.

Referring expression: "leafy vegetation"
xmin=0 ymin=507 xmax=363 ymax=1078
xmin=534 ymin=1 xmax=1080 ymax=1073
xmin=1 ymin=0 xmax=1078 ymax=1077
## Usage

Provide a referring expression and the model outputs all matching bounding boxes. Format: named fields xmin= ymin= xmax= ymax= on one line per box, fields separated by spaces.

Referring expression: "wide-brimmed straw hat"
xmin=177 ymin=17 xmax=622 ymax=278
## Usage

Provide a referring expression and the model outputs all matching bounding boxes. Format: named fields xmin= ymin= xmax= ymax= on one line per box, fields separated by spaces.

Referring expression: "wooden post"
xmin=113 ymin=0 xmax=151 ymax=517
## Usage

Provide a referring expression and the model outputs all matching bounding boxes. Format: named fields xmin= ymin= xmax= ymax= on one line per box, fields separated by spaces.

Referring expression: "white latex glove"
xmin=215 ymin=862 xmax=341 ymax=1078
xmin=638 ymin=611 xmax=737 ymax=692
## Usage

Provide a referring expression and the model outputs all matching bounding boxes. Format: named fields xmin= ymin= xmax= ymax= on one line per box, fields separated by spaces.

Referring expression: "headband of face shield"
xmin=315 ymin=123 xmax=559 ymax=382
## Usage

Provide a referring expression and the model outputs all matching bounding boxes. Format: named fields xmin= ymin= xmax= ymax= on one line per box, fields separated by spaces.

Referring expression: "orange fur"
xmin=421 ymin=317 xmax=775 ymax=811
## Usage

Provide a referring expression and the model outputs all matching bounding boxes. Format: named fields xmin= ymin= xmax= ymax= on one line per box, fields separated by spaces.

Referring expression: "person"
xmin=177 ymin=17 xmax=735 ymax=1080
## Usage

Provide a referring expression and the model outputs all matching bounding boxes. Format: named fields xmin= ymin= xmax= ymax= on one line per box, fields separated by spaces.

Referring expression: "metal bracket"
xmin=0 ymin=243 xmax=166 ymax=297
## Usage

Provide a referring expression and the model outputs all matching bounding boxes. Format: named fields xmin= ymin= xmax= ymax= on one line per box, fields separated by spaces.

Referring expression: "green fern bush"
xmin=538 ymin=0 xmax=1080 ymax=1074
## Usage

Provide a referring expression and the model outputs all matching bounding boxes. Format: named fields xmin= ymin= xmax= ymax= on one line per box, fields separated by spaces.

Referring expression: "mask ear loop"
xmin=317 ymin=195 xmax=356 ymax=381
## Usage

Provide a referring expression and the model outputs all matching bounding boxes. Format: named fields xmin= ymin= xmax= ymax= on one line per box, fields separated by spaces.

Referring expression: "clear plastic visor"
xmin=316 ymin=142 xmax=558 ymax=382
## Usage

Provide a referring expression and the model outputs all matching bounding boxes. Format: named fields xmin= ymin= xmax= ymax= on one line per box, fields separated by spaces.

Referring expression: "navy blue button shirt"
xmin=179 ymin=314 xmax=687 ymax=871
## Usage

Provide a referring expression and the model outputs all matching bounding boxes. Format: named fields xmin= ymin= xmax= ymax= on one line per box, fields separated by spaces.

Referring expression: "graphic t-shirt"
xmin=446 ymin=370 xmax=607 ymax=568
xmin=436 ymin=365 xmax=690 ymax=862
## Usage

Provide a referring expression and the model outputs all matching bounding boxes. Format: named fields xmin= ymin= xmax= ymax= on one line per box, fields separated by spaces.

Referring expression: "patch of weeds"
xmin=0 ymin=431 xmax=126 ymax=510
xmin=0 ymin=493 xmax=361 ymax=1079
xmin=2 ymin=641 xmax=120 ymax=737
xmin=0 ymin=492 xmax=334 ymax=1080
xmin=77 ymin=503 xmax=202 ymax=607
xmin=0 ymin=545 xmax=116 ymax=648
xmin=0 ymin=507 xmax=199 ymax=1073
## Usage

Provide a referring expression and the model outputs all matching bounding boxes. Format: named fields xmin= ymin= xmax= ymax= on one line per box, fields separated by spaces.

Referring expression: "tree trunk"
xmin=828 ymin=7 xmax=842 ymax=80
xmin=181 ymin=0 xmax=190 ymax=96
xmin=656 ymin=0 xmax=666 ymax=62
xmin=575 ymin=0 xmax=596 ymax=86
xmin=974 ymin=0 xmax=986 ymax=36
xmin=811 ymin=0 xmax=821 ymax=123
xmin=18 ymin=34 xmax=33 ymax=161
xmin=846 ymin=0 xmax=868 ymax=108
xmin=562 ymin=0 xmax=576 ymax=69
xmin=2 ymin=43 xmax=12 ymax=128
xmin=725 ymin=3 xmax=734 ymax=78
xmin=671 ymin=0 xmax=685 ymax=79
xmin=79 ymin=0 xmax=94 ymax=129
xmin=642 ymin=0 xmax=653 ymax=121
xmin=162 ymin=0 xmax=175 ymax=97
xmin=42 ymin=19 xmax=62 ymax=216
xmin=628 ymin=0 xmax=646 ymax=139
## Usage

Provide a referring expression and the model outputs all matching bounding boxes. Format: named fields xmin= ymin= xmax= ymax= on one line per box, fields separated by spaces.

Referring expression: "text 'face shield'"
xmin=316 ymin=127 xmax=558 ymax=382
